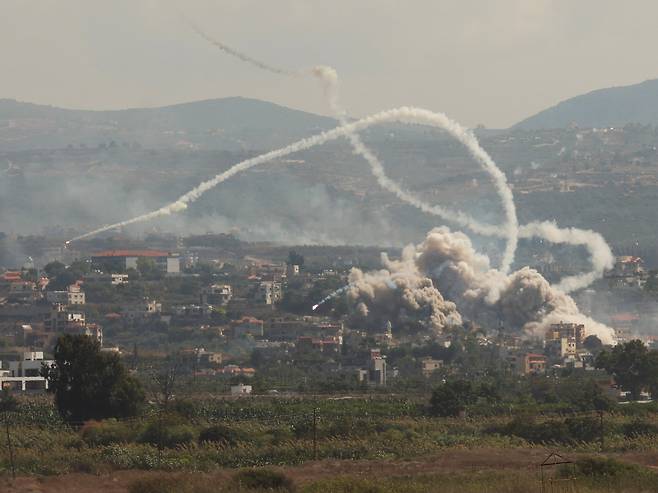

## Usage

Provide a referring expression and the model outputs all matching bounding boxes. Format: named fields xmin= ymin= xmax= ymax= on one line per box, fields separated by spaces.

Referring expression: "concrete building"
xmin=230 ymin=383 xmax=253 ymax=395
xmin=83 ymin=273 xmax=129 ymax=285
xmin=231 ymin=316 xmax=265 ymax=338
xmin=200 ymin=284 xmax=232 ymax=306
xmin=546 ymin=322 xmax=586 ymax=346
xmin=523 ymin=353 xmax=547 ymax=375
xmin=421 ymin=357 xmax=443 ymax=377
xmin=1 ymin=352 xmax=54 ymax=392
xmin=45 ymin=304 xmax=85 ymax=332
xmin=46 ymin=284 xmax=85 ymax=305
xmin=91 ymin=250 xmax=180 ymax=274
xmin=121 ymin=299 xmax=162 ymax=323
xmin=252 ymin=281 xmax=282 ymax=305
xmin=605 ymin=256 xmax=646 ymax=288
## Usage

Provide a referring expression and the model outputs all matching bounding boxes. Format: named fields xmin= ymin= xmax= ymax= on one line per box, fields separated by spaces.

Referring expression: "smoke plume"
xmin=347 ymin=227 xmax=616 ymax=344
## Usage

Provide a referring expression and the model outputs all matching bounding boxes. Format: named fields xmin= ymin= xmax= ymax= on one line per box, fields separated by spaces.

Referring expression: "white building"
xmin=230 ymin=383 xmax=253 ymax=395
xmin=1 ymin=352 xmax=54 ymax=392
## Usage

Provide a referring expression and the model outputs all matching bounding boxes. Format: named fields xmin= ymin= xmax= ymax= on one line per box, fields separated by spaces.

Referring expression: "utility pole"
xmin=598 ymin=410 xmax=605 ymax=449
xmin=312 ymin=408 xmax=318 ymax=460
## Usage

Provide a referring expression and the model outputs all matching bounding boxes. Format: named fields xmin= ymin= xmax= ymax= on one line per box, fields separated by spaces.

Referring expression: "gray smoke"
xmin=347 ymin=227 xmax=615 ymax=344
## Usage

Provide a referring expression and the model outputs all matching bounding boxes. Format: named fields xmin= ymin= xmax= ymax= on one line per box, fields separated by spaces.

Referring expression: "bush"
xmin=128 ymin=474 xmax=216 ymax=493
xmin=491 ymin=415 xmax=601 ymax=444
xmin=231 ymin=469 xmax=295 ymax=492
xmin=564 ymin=417 xmax=601 ymax=443
xmin=139 ymin=415 xmax=195 ymax=448
xmin=198 ymin=424 xmax=245 ymax=446
xmin=81 ymin=419 xmax=134 ymax=446
xmin=622 ymin=419 xmax=658 ymax=438
xmin=568 ymin=457 xmax=640 ymax=478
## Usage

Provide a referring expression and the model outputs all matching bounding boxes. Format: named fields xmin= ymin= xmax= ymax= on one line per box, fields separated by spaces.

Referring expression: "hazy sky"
xmin=3 ymin=0 xmax=658 ymax=128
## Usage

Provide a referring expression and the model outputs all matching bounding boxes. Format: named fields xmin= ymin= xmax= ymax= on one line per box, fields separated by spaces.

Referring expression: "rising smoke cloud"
xmin=346 ymin=227 xmax=615 ymax=343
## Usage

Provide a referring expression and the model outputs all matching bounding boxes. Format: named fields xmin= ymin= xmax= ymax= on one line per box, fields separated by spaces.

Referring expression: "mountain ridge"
xmin=514 ymin=78 xmax=658 ymax=129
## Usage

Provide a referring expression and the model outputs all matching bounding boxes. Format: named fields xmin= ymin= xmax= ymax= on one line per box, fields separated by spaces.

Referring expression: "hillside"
xmin=514 ymin=78 xmax=658 ymax=129
xmin=0 ymin=97 xmax=337 ymax=151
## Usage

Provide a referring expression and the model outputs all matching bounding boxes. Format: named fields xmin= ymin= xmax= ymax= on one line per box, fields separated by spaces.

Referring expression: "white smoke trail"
xmin=181 ymin=20 xmax=613 ymax=295
xmin=310 ymin=66 xmax=518 ymax=273
xmin=183 ymin=16 xmax=296 ymax=76
xmin=69 ymin=107 xmax=517 ymax=243
xmin=180 ymin=21 xmax=514 ymax=267
xmin=518 ymin=221 xmax=614 ymax=292
xmin=312 ymin=283 xmax=353 ymax=311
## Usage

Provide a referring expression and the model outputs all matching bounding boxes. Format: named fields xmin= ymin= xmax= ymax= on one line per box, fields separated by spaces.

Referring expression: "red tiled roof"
xmin=92 ymin=250 xmax=169 ymax=258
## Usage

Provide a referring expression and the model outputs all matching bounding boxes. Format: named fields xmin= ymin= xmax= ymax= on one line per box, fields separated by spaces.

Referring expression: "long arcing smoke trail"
xmin=70 ymin=107 xmax=515 ymax=242
xmin=181 ymin=22 xmax=512 ymax=266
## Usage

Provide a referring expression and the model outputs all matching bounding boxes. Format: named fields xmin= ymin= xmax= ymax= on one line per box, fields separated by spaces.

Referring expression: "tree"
xmin=596 ymin=340 xmax=658 ymax=400
xmin=583 ymin=335 xmax=603 ymax=352
xmin=44 ymin=261 xmax=66 ymax=278
xmin=0 ymin=389 xmax=17 ymax=479
xmin=430 ymin=380 xmax=476 ymax=417
xmin=287 ymin=250 xmax=304 ymax=267
xmin=136 ymin=257 xmax=164 ymax=280
xmin=42 ymin=334 xmax=144 ymax=423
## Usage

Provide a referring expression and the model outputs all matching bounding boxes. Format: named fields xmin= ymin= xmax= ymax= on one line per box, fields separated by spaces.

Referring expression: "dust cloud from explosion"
xmin=69 ymin=21 xmax=616 ymax=343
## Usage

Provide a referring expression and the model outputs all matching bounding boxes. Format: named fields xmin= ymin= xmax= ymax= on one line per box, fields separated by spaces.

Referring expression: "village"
xmin=0 ymin=232 xmax=656 ymax=402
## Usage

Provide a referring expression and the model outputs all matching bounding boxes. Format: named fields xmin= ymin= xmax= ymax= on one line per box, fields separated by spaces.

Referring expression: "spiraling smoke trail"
xmin=74 ymin=22 xmax=615 ymax=296
xmin=180 ymin=21 xmax=512 ymax=266
xmin=69 ymin=107 xmax=512 ymax=242
xmin=310 ymin=66 xmax=518 ymax=273
xmin=518 ymin=221 xmax=614 ymax=292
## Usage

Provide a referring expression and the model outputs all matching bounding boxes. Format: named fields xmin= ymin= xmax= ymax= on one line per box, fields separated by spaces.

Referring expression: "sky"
xmin=3 ymin=0 xmax=658 ymax=128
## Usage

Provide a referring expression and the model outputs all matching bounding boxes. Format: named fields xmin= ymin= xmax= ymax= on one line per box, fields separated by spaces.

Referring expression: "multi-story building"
xmin=45 ymin=304 xmax=85 ymax=332
xmin=546 ymin=322 xmax=586 ymax=346
xmin=91 ymin=250 xmax=180 ymax=274
xmin=1 ymin=352 xmax=54 ymax=392
xmin=46 ymin=284 xmax=85 ymax=305
xmin=200 ymin=284 xmax=232 ymax=306
xmin=121 ymin=299 xmax=162 ymax=323
xmin=252 ymin=281 xmax=282 ymax=305
xmin=523 ymin=353 xmax=547 ymax=375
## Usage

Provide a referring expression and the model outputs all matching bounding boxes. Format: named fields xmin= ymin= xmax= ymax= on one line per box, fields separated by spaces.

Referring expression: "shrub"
xmin=567 ymin=457 xmax=640 ymax=478
xmin=231 ymin=469 xmax=295 ymax=492
xmin=198 ymin=424 xmax=245 ymax=446
xmin=139 ymin=415 xmax=195 ymax=448
xmin=564 ymin=417 xmax=601 ymax=443
xmin=622 ymin=419 xmax=658 ymax=438
xmin=128 ymin=474 xmax=216 ymax=493
xmin=491 ymin=415 xmax=601 ymax=444
xmin=81 ymin=419 xmax=134 ymax=446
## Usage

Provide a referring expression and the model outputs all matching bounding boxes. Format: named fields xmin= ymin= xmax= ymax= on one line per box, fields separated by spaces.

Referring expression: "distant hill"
xmin=0 ymin=97 xmax=337 ymax=151
xmin=514 ymin=78 xmax=658 ymax=129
